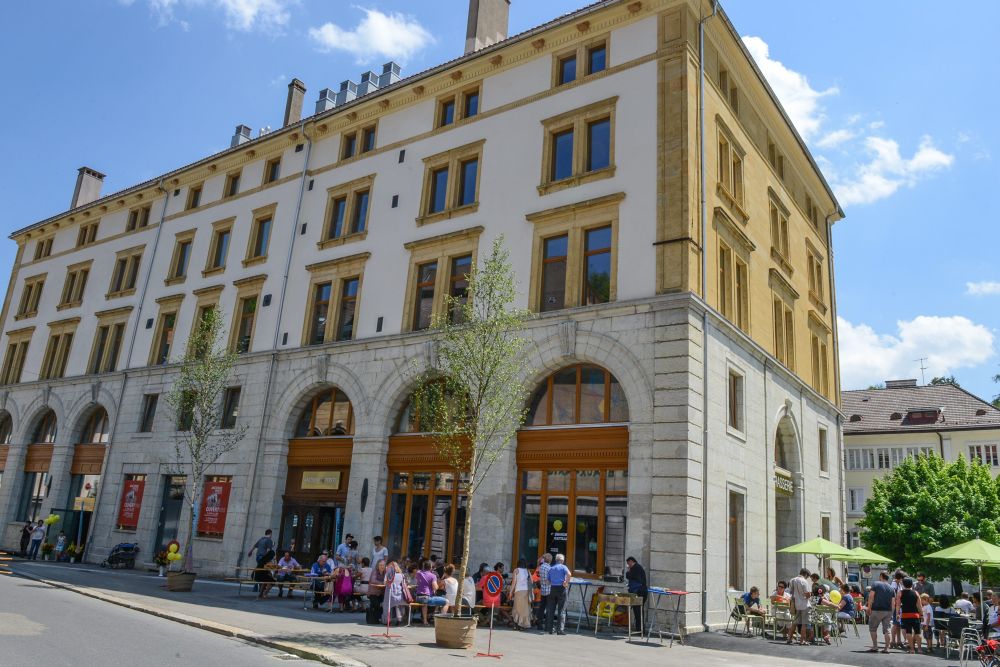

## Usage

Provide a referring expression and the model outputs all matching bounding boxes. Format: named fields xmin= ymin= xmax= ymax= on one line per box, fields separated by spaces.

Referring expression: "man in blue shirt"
xmin=544 ymin=554 xmax=572 ymax=634
xmin=307 ymin=554 xmax=334 ymax=609
xmin=334 ymin=534 xmax=354 ymax=567
xmin=740 ymin=586 xmax=765 ymax=634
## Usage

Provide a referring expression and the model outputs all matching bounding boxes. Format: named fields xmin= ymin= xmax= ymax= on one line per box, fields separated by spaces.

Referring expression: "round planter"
xmin=166 ymin=572 xmax=197 ymax=592
xmin=434 ymin=614 xmax=477 ymax=649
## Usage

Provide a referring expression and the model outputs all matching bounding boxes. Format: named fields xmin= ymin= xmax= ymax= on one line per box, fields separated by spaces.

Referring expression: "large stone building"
xmin=843 ymin=379 xmax=1000 ymax=548
xmin=0 ymin=0 xmax=844 ymax=630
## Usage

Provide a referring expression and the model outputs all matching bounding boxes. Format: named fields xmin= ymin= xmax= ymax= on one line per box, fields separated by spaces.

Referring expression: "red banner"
xmin=197 ymin=478 xmax=232 ymax=535
xmin=117 ymin=479 xmax=145 ymax=530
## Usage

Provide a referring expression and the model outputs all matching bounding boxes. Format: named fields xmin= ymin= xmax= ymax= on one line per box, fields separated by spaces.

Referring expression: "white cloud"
xmin=967 ymin=282 xmax=1000 ymax=296
xmin=838 ymin=315 xmax=994 ymax=390
xmin=833 ymin=135 xmax=954 ymax=206
xmin=309 ymin=8 xmax=433 ymax=64
xmin=132 ymin=0 xmax=293 ymax=32
xmin=815 ymin=129 xmax=856 ymax=149
xmin=742 ymin=35 xmax=838 ymax=140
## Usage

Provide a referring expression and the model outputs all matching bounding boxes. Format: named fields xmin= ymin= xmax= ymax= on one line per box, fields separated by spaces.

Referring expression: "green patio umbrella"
xmin=832 ymin=546 xmax=894 ymax=564
xmin=777 ymin=537 xmax=855 ymax=557
xmin=926 ymin=538 xmax=1000 ymax=606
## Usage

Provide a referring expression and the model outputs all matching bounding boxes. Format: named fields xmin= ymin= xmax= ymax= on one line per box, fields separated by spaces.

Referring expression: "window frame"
xmin=244 ymin=203 xmax=277 ymax=267
xmin=203 ymin=218 xmax=235 ymax=276
xmin=16 ymin=273 xmax=47 ymax=319
xmin=166 ymin=229 xmax=196 ymax=286
xmin=223 ymin=170 xmax=241 ymax=199
xmin=805 ymin=238 xmax=826 ymax=310
xmin=125 ymin=204 xmax=152 ymax=232
xmin=138 ymin=394 xmax=158 ymax=433
xmin=551 ymin=36 xmax=609 ymax=87
xmin=717 ymin=240 xmax=750 ymax=331
xmin=768 ymin=191 xmax=792 ymax=274
xmin=416 ymin=139 xmax=485 ymax=226
xmin=88 ymin=306 xmax=132 ymax=375
xmin=818 ymin=426 xmax=829 ymax=474
xmin=40 ymin=317 xmax=80 ymax=380
xmin=318 ymin=174 xmax=375 ymax=250
xmin=527 ymin=192 xmax=622 ymax=313
xmin=263 ymin=157 xmax=281 ymax=185
xmin=106 ymin=245 xmax=145 ymax=298
xmin=716 ymin=121 xmax=746 ymax=215
xmin=726 ymin=365 xmax=745 ymax=436
xmin=76 ymin=221 xmax=99 ymax=248
xmin=148 ymin=294 xmax=184 ymax=366
xmin=435 ymin=83 xmax=482 ymax=129
xmin=1 ymin=326 xmax=34 ymax=384
xmin=33 ymin=236 xmax=54 ymax=260
xmin=185 ymin=183 xmax=203 ymax=210
xmin=401 ymin=227 xmax=483 ymax=333
xmin=229 ymin=275 xmax=265 ymax=355
xmin=301 ymin=252 xmax=370 ymax=346
xmin=539 ymin=97 xmax=617 ymax=196
xmin=220 ymin=387 xmax=241 ymax=429
xmin=340 ymin=122 xmax=378 ymax=161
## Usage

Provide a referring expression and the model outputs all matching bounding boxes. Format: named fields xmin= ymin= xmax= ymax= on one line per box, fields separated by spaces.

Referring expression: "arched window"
xmin=294 ymin=388 xmax=354 ymax=437
xmin=0 ymin=414 xmax=12 ymax=444
xmin=395 ymin=380 xmax=466 ymax=434
xmin=526 ymin=364 xmax=628 ymax=426
xmin=83 ymin=408 xmax=109 ymax=444
xmin=33 ymin=410 xmax=57 ymax=444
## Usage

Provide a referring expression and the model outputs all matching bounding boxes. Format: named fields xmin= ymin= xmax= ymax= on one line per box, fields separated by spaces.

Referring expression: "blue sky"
xmin=1 ymin=1 xmax=998 ymax=399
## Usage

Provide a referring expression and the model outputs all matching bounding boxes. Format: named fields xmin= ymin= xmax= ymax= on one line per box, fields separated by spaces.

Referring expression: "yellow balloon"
xmin=829 ymin=590 xmax=842 ymax=604
xmin=168 ymin=543 xmax=179 ymax=553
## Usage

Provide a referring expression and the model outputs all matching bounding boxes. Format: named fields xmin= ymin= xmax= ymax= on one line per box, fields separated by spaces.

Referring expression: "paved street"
xmin=0 ymin=570 xmax=304 ymax=666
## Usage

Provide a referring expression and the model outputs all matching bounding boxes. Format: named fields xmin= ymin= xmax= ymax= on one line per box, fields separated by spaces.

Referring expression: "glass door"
xmin=154 ymin=475 xmax=185 ymax=552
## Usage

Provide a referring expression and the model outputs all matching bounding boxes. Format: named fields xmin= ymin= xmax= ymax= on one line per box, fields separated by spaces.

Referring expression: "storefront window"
xmin=517 ymin=494 xmax=541 ymax=564
xmin=19 ymin=471 xmax=50 ymax=521
xmin=0 ymin=414 xmax=12 ymax=444
xmin=294 ymin=388 xmax=354 ymax=437
xmin=34 ymin=410 xmax=57 ymax=444
xmin=574 ymin=497 xmax=599 ymax=573
xmin=384 ymin=467 xmax=469 ymax=564
xmin=83 ymin=408 xmax=109 ymax=444
xmin=525 ymin=365 xmax=630 ymax=426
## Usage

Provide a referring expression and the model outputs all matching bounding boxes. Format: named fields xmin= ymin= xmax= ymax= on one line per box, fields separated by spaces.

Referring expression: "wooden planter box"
xmin=166 ymin=572 xmax=197 ymax=592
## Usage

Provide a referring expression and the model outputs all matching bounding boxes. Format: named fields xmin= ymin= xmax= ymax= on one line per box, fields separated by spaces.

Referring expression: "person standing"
xmin=535 ymin=554 xmax=553 ymax=629
xmin=544 ymin=554 xmax=572 ymax=635
xmin=787 ymin=568 xmax=812 ymax=645
xmin=914 ymin=572 xmax=935 ymax=597
xmin=371 ymin=535 xmax=388 ymax=566
xmin=867 ymin=571 xmax=895 ymax=654
xmin=896 ymin=579 xmax=920 ymax=654
xmin=247 ymin=529 xmax=274 ymax=566
xmin=335 ymin=533 xmax=354 ymax=568
xmin=27 ymin=521 xmax=46 ymax=561
xmin=20 ymin=521 xmax=33 ymax=557
xmin=510 ymin=559 xmax=532 ymax=629
xmin=625 ymin=556 xmax=648 ymax=633
xmin=383 ymin=560 xmax=410 ymax=626
xmin=54 ymin=532 xmax=67 ymax=561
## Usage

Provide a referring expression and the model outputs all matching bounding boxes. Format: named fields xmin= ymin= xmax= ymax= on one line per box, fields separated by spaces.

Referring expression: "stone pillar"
xmin=42 ymin=439 xmax=75 ymax=519
xmin=343 ymin=434 xmax=388 ymax=557
xmin=466 ymin=436 xmax=517 ymax=569
xmin=0 ymin=443 xmax=28 ymax=549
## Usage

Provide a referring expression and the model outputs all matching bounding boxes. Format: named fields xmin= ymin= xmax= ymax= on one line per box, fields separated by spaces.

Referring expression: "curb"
xmin=14 ymin=568 xmax=368 ymax=667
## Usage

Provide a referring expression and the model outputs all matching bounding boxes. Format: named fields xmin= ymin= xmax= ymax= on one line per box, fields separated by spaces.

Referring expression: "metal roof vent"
xmin=379 ymin=61 xmax=401 ymax=88
xmin=316 ymin=88 xmax=336 ymax=114
xmin=357 ymin=71 xmax=380 ymax=96
xmin=230 ymin=124 xmax=252 ymax=147
xmin=335 ymin=80 xmax=358 ymax=106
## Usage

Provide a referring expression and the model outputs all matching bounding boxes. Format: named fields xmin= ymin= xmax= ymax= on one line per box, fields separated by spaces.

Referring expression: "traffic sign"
xmin=482 ymin=572 xmax=503 ymax=608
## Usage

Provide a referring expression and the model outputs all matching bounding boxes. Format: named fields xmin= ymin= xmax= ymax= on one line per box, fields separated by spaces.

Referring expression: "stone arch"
xmin=0 ymin=396 xmax=22 ymax=435
xmin=773 ymin=402 xmax=803 ymax=474
xmin=0 ymin=408 xmax=14 ymax=445
xmin=774 ymin=403 xmax=804 ymax=578
xmin=65 ymin=388 xmax=119 ymax=443
xmin=17 ymin=395 xmax=65 ymax=445
xmin=267 ymin=359 xmax=370 ymax=442
xmin=368 ymin=355 xmax=433 ymax=440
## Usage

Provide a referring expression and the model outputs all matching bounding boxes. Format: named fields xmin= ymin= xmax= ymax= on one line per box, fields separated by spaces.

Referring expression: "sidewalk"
xmin=11 ymin=560 xmax=846 ymax=666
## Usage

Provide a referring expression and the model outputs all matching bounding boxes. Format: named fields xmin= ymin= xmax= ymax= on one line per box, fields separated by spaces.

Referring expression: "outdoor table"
xmin=570 ymin=578 xmax=625 ymax=632
xmin=645 ymin=587 xmax=690 ymax=646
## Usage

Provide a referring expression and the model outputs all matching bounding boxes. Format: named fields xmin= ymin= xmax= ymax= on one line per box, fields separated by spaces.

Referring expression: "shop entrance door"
xmin=278 ymin=504 xmax=343 ymax=566
xmin=154 ymin=475 xmax=186 ymax=552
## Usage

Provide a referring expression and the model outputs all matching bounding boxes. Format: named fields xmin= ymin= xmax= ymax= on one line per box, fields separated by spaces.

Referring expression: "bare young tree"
xmin=165 ymin=308 xmax=248 ymax=573
xmin=415 ymin=236 xmax=532 ymax=616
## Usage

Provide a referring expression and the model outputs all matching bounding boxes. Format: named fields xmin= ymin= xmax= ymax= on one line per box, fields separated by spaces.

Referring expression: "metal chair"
xmin=811 ymin=607 xmax=842 ymax=646
xmin=769 ymin=603 xmax=793 ymax=640
xmin=944 ymin=615 xmax=971 ymax=659
xmin=959 ymin=626 xmax=982 ymax=667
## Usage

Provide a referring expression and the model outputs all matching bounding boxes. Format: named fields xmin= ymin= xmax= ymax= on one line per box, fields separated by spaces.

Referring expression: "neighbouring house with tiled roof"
xmin=842 ymin=379 xmax=1000 ymax=548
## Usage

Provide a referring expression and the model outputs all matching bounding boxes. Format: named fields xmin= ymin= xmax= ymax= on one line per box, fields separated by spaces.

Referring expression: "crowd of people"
xmin=741 ymin=565 xmax=1000 ymax=655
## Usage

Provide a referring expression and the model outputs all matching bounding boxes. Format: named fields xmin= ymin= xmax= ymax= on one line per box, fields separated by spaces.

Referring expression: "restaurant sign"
xmin=774 ymin=468 xmax=794 ymax=495
xmin=301 ymin=470 xmax=341 ymax=491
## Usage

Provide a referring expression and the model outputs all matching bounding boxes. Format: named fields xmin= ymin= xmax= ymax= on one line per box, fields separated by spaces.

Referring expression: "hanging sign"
xmin=117 ymin=478 xmax=145 ymax=530
xmin=482 ymin=572 xmax=504 ymax=608
xmin=197 ymin=478 xmax=232 ymax=535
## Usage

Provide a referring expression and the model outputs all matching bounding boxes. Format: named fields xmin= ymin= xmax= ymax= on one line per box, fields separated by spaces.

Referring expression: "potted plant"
xmin=41 ymin=543 xmax=54 ymax=561
xmin=164 ymin=308 xmax=248 ymax=592
xmin=154 ymin=550 xmax=170 ymax=577
xmin=416 ymin=238 xmax=531 ymax=650
xmin=65 ymin=542 xmax=77 ymax=564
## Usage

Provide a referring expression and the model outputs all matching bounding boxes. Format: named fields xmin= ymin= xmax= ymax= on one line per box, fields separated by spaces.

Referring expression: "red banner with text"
xmin=197 ymin=478 xmax=232 ymax=536
xmin=117 ymin=479 xmax=145 ymax=530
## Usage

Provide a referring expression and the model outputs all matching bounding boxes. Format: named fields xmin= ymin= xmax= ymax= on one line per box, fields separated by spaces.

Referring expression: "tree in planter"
xmin=414 ymin=236 xmax=532 ymax=619
xmin=165 ymin=308 xmax=248 ymax=573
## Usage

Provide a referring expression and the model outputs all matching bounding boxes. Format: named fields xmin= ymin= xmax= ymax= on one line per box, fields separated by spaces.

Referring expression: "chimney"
xmin=315 ymin=88 xmax=337 ymax=114
xmin=230 ymin=124 xmax=252 ymax=148
xmin=465 ymin=0 xmax=510 ymax=55
xmin=335 ymin=80 xmax=358 ymax=106
xmin=379 ymin=61 xmax=401 ymax=88
xmin=71 ymin=167 xmax=105 ymax=209
xmin=283 ymin=78 xmax=306 ymax=126
xmin=357 ymin=71 xmax=380 ymax=96
xmin=884 ymin=379 xmax=919 ymax=389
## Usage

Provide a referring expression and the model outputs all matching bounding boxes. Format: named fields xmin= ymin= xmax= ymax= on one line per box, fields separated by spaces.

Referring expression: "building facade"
xmin=843 ymin=379 xmax=1000 ymax=548
xmin=0 ymin=0 xmax=844 ymax=630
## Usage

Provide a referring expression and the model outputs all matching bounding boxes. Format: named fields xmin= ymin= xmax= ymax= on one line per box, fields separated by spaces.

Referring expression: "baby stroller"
xmin=101 ymin=543 xmax=140 ymax=569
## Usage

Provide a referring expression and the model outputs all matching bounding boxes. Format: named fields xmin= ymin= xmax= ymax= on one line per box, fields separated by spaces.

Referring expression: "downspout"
xmin=698 ymin=0 xmax=718 ymax=633
xmin=83 ymin=178 xmax=171 ymax=562
xmin=235 ymin=122 xmax=314 ymax=571
xmin=824 ymin=211 xmax=846 ymax=549
xmin=936 ymin=431 xmax=945 ymax=458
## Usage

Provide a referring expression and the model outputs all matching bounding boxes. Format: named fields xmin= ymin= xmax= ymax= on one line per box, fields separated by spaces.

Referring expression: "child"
xmin=920 ymin=593 xmax=934 ymax=653
xmin=54 ymin=532 xmax=67 ymax=561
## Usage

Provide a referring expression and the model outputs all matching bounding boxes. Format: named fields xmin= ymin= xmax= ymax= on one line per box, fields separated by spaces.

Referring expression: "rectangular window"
xmin=587 ymin=43 xmax=607 ymax=75
xmin=458 ymin=159 xmax=478 ymax=208
xmin=1 ymin=337 xmax=31 ymax=384
xmin=186 ymin=184 xmax=202 ymax=210
xmin=319 ymin=175 xmax=374 ymax=245
xmin=810 ymin=333 xmax=830 ymax=397
xmin=224 ymin=171 xmax=240 ymax=198
xmin=428 ymin=167 xmax=449 ymax=214
xmin=448 ymin=254 xmax=471 ymax=324
xmin=59 ymin=264 xmax=89 ymax=308
xmin=40 ymin=330 xmax=74 ymax=380
xmin=819 ymin=427 xmax=829 ymax=473
xmin=249 ymin=216 xmax=272 ymax=260
xmin=34 ymin=237 xmax=53 ymax=260
xmin=362 ymin=126 xmax=376 ymax=153
xmin=18 ymin=471 xmax=49 ymax=522
xmin=413 ymin=261 xmax=437 ymax=331
xmin=153 ymin=312 xmax=176 ymax=365
xmin=558 ymin=54 xmax=576 ymax=85
xmin=88 ymin=322 xmax=125 ymax=374
xmin=439 ymin=99 xmax=456 ymax=128
xmin=220 ymin=387 xmax=241 ymax=429
xmin=335 ymin=278 xmax=359 ymax=341
xmin=728 ymin=490 xmax=745 ymax=590
xmin=582 ymin=226 xmax=611 ymax=305
xmin=172 ymin=240 xmax=192 ymax=279
xmin=717 ymin=130 xmax=745 ymax=206
xmin=540 ymin=234 xmax=568 ymax=312
xmin=719 ymin=245 xmax=733 ymax=320
xmin=540 ymin=98 xmax=616 ymax=194
xmin=126 ymin=205 xmax=152 ymax=232
xmin=177 ymin=391 xmax=195 ymax=431
xmin=770 ymin=201 xmax=790 ymax=261
xmin=350 ymin=190 xmax=369 ymax=234
xmin=772 ymin=296 xmax=795 ymax=369
xmin=551 ymin=129 xmax=574 ymax=181
xmin=17 ymin=276 xmax=45 ymax=317
xmin=76 ymin=222 xmax=99 ymax=248
xmin=208 ymin=227 xmax=231 ymax=270
xmin=970 ymin=445 xmax=1000 ymax=467
xmin=848 ymin=487 xmax=866 ymax=515
xmin=309 ymin=282 xmax=331 ymax=345
xmin=463 ymin=89 xmax=479 ymax=118
xmin=734 ymin=260 xmax=748 ymax=331
xmin=437 ymin=85 xmax=481 ymax=129
xmin=233 ymin=296 xmax=257 ymax=354
xmin=341 ymin=133 xmax=357 ymax=160
xmin=418 ymin=140 xmax=484 ymax=224
xmin=139 ymin=394 xmax=158 ymax=432
xmin=586 ymin=118 xmax=611 ymax=173
xmin=728 ymin=370 xmax=744 ymax=432
xmin=108 ymin=247 xmax=143 ymax=297
xmin=264 ymin=157 xmax=281 ymax=184
xmin=808 ymin=251 xmax=825 ymax=303
xmin=327 ymin=197 xmax=347 ymax=240
xmin=821 ymin=515 xmax=831 ymax=542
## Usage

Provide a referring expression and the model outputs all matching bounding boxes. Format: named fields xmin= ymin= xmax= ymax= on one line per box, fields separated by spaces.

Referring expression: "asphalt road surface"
xmin=0 ymin=572 xmax=313 ymax=666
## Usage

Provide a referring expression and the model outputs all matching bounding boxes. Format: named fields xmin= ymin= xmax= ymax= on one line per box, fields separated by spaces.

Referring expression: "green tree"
xmin=930 ymin=375 xmax=960 ymax=387
xmin=858 ymin=455 xmax=1000 ymax=580
xmin=415 ymin=236 xmax=531 ymax=617
xmin=166 ymin=308 xmax=249 ymax=573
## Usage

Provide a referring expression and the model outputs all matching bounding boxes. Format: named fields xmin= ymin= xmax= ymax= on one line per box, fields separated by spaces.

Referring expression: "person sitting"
xmin=355 ymin=557 xmax=371 ymax=611
xmin=274 ymin=551 xmax=300 ymax=598
xmin=933 ymin=594 xmax=958 ymax=648
xmin=954 ymin=592 xmax=974 ymax=615
xmin=836 ymin=582 xmax=856 ymax=632
xmin=825 ymin=567 xmax=845 ymax=589
xmin=414 ymin=560 xmax=448 ymax=625
xmin=771 ymin=580 xmax=791 ymax=604
xmin=986 ymin=591 xmax=1000 ymax=639
xmin=741 ymin=586 xmax=766 ymax=634
xmin=306 ymin=554 xmax=334 ymax=609
xmin=253 ymin=552 xmax=278 ymax=599
xmin=812 ymin=583 xmax=837 ymax=645
xmin=441 ymin=564 xmax=459 ymax=614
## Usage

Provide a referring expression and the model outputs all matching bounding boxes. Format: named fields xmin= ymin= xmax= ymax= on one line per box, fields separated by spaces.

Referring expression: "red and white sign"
xmin=197 ymin=478 xmax=232 ymax=535
xmin=482 ymin=572 xmax=504 ymax=608
xmin=117 ymin=478 xmax=145 ymax=530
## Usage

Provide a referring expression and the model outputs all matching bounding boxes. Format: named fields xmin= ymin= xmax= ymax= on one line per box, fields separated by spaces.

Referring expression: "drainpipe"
xmin=235 ymin=122 xmax=314 ymax=572
xmin=82 ymin=178 xmax=171 ymax=562
xmin=698 ymin=0 xmax=718 ymax=633
xmin=824 ymin=211 xmax=846 ymax=551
